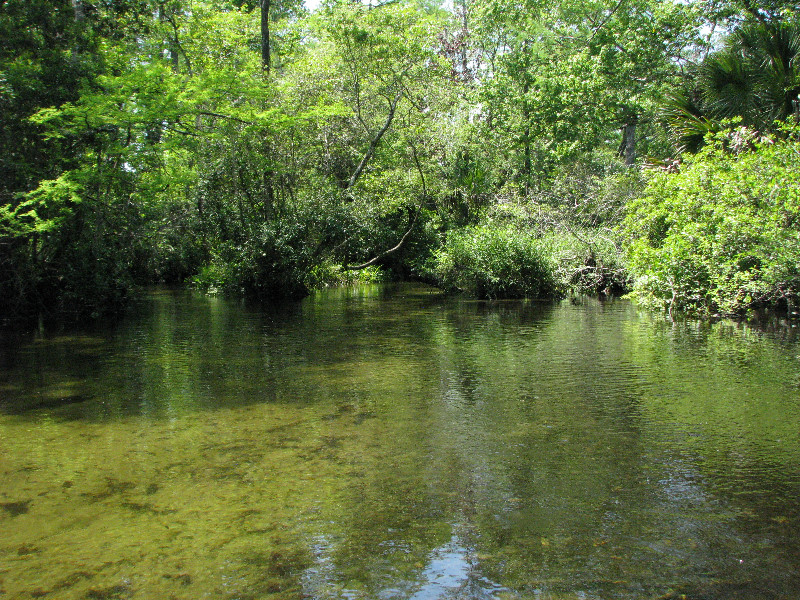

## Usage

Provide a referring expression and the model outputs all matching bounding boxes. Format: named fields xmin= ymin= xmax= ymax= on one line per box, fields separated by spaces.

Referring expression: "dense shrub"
xmin=193 ymin=226 xmax=312 ymax=301
xmin=622 ymin=126 xmax=800 ymax=316
xmin=305 ymin=261 xmax=388 ymax=288
xmin=439 ymin=196 xmax=630 ymax=297
xmin=431 ymin=224 xmax=562 ymax=299
xmin=193 ymin=196 xmax=350 ymax=301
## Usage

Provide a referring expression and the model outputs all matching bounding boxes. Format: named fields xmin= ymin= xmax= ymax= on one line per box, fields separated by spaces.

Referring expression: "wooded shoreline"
xmin=1 ymin=0 xmax=798 ymax=325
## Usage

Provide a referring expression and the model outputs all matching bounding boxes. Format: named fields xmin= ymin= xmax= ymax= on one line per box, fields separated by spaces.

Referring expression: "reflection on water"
xmin=1 ymin=285 xmax=800 ymax=599
xmin=408 ymin=532 xmax=511 ymax=600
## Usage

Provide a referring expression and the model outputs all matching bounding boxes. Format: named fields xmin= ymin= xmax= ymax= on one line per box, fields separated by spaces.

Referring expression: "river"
xmin=1 ymin=285 xmax=799 ymax=599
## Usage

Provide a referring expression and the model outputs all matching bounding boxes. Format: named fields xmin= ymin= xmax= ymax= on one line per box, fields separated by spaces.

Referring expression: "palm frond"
xmin=735 ymin=20 xmax=800 ymax=123
xmin=660 ymin=93 xmax=718 ymax=154
xmin=701 ymin=50 xmax=760 ymax=122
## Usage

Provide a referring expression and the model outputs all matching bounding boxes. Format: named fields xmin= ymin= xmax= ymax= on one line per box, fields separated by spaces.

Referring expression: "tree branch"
xmin=346 ymin=90 xmax=402 ymax=189
xmin=590 ymin=0 xmax=626 ymax=41
xmin=164 ymin=13 xmax=193 ymax=76
xmin=196 ymin=111 xmax=253 ymax=125
xmin=344 ymin=140 xmax=427 ymax=270
xmin=740 ymin=0 xmax=769 ymax=26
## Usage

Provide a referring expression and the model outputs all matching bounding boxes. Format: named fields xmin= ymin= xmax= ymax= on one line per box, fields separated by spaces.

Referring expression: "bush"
xmin=192 ymin=197 xmax=342 ymax=301
xmin=622 ymin=125 xmax=800 ymax=316
xmin=431 ymin=224 xmax=562 ymax=299
xmin=194 ymin=216 xmax=316 ymax=301
xmin=461 ymin=198 xmax=630 ymax=296
xmin=304 ymin=261 xmax=389 ymax=289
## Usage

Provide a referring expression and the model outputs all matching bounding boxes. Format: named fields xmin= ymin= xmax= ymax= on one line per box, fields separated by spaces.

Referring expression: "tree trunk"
xmin=459 ymin=0 xmax=469 ymax=78
xmin=70 ymin=0 xmax=85 ymax=60
xmin=346 ymin=91 xmax=402 ymax=189
xmin=72 ymin=0 xmax=85 ymax=22
xmin=619 ymin=119 xmax=637 ymax=166
xmin=261 ymin=0 xmax=271 ymax=73
xmin=520 ymin=42 xmax=533 ymax=192
xmin=521 ymin=79 xmax=532 ymax=192
xmin=343 ymin=141 xmax=427 ymax=271
xmin=263 ymin=167 xmax=274 ymax=218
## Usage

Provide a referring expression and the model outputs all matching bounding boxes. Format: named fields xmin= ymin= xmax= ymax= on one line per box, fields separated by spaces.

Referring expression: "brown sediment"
xmin=0 ymin=500 xmax=31 ymax=516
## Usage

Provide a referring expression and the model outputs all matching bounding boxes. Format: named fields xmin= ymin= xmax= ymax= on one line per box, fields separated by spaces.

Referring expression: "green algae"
xmin=85 ymin=583 xmax=132 ymax=599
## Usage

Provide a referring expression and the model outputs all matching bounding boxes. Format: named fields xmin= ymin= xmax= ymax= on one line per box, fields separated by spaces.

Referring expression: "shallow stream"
xmin=1 ymin=285 xmax=799 ymax=599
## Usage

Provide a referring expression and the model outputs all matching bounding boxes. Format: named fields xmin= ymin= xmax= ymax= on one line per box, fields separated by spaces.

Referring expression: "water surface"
xmin=1 ymin=285 xmax=799 ymax=599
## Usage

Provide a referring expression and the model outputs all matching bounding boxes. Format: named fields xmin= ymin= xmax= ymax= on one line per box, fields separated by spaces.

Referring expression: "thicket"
xmin=429 ymin=160 xmax=636 ymax=299
xmin=432 ymin=224 xmax=560 ymax=299
xmin=623 ymin=125 xmax=800 ymax=317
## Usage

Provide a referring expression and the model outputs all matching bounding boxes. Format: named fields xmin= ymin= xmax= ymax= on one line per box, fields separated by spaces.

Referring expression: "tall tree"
xmin=471 ymin=0 xmax=701 ymax=186
xmin=261 ymin=0 xmax=271 ymax=71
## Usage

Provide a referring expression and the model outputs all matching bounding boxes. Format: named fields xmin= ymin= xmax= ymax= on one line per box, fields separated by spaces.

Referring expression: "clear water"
xmin=1 ymin=285 xmax=799 ymax=600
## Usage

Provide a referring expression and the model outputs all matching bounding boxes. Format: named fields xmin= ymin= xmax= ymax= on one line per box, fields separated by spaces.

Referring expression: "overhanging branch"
xmin=343 ymin=140 xmax=427 ymax=271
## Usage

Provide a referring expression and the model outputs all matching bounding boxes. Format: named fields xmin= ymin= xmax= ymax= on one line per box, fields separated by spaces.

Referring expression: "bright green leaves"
xmin=7 ymin=0 xmax=797 ymax=318
xmin=664 ymin=17 xmax=800 ymax=153
xmin=432 ymin=224 xmax=562 ymax=299
xmin=0 ymin=174 xmax=83 ymax=237
xmin=472 ymin=0 xmax=702 ymax=188
xmin=623 ymin=126 xmax=800 ymax=315
xmin=296 ymin=0 xmax=448 ymax=193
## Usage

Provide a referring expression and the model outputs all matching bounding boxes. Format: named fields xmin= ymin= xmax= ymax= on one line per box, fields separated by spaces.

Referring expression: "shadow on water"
xmin=0 ymin=285 xmax=559 ymax=422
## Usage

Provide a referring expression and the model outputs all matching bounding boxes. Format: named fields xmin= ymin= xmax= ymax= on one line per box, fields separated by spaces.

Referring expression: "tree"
xmin=276 ymin=0 xmax=451 ymax=270
xmin=623 ymin=125 xmax=800 ymax=316
xmin=226 ymin=0 xmax=306 ymax=72
xmin=663 ymin=16 xmax=800 ymax=153
xmin=0 ymin=0 xmax=108 ymax=319
xmin=262 ymin=0 xmax=271 ymax=71
xmin=470 ymin=0 xmax=701 ymax=191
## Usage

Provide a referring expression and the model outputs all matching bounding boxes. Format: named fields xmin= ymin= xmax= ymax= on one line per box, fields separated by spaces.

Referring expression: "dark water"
xmin=1 ymin=285 xmax=800 ymax=600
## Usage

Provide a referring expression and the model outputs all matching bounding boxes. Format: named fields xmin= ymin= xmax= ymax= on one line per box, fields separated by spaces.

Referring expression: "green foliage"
xmin=6 ymin=0 xmax=795 ymax=323
xmin=305 ymin=262 xmax=388 ymax=289
xmin=663 ymin=17 xmax=800 ymax=152
xmin=623 ymin=125 xmax=800 ymax=316
xmin=472 ymin=0 xmax=700 ymax=187
xmin=463 ymin=151 xmax=636 ymax=298
xmin=194 ymin=230 xmax=311 ymax=302
xmin=431 ymin=224 xmax=562 ymax=299
xmin=0 ymin=175 xmax=82 ymax=237
xmin=192 ymin=193 xmax=365 ymax=300
xmin=544 ymin=229 xmax=629 ymax=296
xmin=478 ymin=192 xmax=631 ymax=297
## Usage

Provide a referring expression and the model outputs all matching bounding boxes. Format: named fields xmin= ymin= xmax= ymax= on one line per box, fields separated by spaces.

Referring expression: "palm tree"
xmin=663 ymin=18 xmax=800 ymax=153
xmin=661 ymin=92 xmax=720 ymax=154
